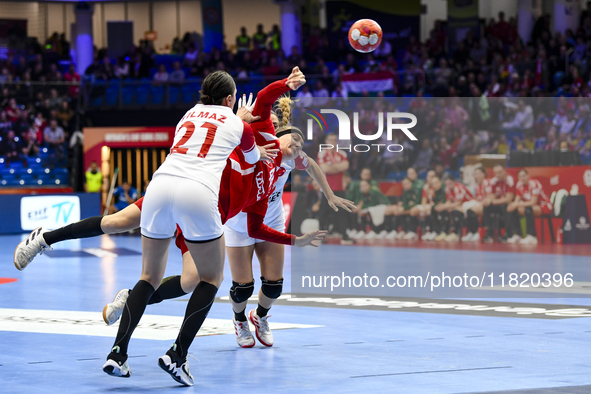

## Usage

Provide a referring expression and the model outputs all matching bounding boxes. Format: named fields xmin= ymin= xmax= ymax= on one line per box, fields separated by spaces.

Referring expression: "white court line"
xmin=0 ymin=308 xmax=322 ymax=340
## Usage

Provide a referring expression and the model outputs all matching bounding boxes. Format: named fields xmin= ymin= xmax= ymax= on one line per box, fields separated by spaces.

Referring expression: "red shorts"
xmin=174 ymin=225 xmax=189 ymax=255
xmin=134 ymin=197 xmax=144 ymax=210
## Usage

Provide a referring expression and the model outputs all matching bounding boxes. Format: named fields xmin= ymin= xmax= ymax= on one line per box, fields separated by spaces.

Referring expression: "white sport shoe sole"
xmin=102 ymin=359 xmax=130 ymax=378
xmin=102 ymin=289 xmax=130 ymax=325
xmin=158 ymin=354 xmax=193 ymax=386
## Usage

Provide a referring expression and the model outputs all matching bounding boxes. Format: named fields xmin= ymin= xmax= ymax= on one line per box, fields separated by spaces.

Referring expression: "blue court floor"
xmin=0 ymin=234 xmax=590 ymax=393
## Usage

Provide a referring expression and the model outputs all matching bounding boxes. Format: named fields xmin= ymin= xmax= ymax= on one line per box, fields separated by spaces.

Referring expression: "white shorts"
xmin=462 ymin=200 xmax=479 ymax=214
xmin=140 ymin=174 xmax=223 ymax=241
xmin=224 ymin=210 xmax=286 ymax=247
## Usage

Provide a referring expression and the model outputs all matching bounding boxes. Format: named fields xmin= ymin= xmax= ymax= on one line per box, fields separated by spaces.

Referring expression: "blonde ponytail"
xmin=278 ymin=96 xmax=292 ymax=127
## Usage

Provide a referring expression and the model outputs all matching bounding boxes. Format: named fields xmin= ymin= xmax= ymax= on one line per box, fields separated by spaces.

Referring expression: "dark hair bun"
xmin=200 ymin=94 xmax=213 ymax=105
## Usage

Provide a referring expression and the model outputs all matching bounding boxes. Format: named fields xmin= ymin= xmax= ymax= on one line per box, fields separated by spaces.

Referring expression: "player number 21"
xmin=171 ymin=121 xmax=218 ymax=158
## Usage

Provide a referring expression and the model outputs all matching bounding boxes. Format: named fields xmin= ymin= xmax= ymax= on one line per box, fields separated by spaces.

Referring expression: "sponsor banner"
xmin=0 ymin=193 xmax=100 ymax=234
xmin=341 ymin=72 xmax=395 ymax=95
xmin=201 ymin=0 xmax=224 ymax=53
xmin=83 ymin=126 xmax=175 ymax=171
xmin=0 ymin=308 xmax=321 ymax=340
xmin=20 ymin=196 xmax=81 ymax=231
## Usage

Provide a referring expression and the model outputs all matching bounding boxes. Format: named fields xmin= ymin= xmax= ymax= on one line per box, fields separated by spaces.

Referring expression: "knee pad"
xmin=525 ymin=207 xmax=534 ymax=216
xmin=467 ymin=210 xmax=477 ymax=219
xmin=452 ymin=210 xmax=463 ymax=221
xmin=229 ymin=280 xmax=255 ymax=304
xmin=260 ymin=277 xmax=284 ymax=299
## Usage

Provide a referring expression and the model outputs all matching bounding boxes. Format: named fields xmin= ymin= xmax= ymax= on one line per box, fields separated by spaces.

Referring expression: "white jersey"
xmin=156 ymin=104 xmax=252 ymax=195
xmin=265 ymin=161 xmax=292 ymax=222
xmin=265 ymin=150 xmax=311 ymax=223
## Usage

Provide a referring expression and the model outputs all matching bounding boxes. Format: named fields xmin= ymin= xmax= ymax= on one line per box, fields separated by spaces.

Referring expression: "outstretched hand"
xmin=286 ymin=66 xmax=306 ymax=90
xmin=236 ymin=92 xmax=260 ymax=123
xmin=327 ymin=195 xmax=357 ymax=213
xmin=295 ymin=230 xmax=328 ymax=247
xmin=257 ymin=143 xmax=279 ymax=162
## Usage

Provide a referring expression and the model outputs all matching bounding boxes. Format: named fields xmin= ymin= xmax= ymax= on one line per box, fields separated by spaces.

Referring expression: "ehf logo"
xmin=20 ymin=196 xmax=81 ymax=231
xmin=304 ymin=108 xmax=418 ymax=153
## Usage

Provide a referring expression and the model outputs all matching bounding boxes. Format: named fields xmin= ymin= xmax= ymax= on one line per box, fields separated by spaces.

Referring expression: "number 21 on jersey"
xmin=171 ymin=121 xmax=218 ymax=158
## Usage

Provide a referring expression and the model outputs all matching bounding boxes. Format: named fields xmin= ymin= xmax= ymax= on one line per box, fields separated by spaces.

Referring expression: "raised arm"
xmin=305 ymin=157 xmax=356 ymax=212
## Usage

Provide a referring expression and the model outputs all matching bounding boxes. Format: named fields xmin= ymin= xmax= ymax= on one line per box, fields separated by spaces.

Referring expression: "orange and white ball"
xmin=348 ymin=19 xmax=383 ymax=53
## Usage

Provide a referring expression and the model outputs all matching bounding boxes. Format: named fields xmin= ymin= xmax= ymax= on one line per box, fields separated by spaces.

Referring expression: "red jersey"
xmin=474 ymin=178 xmax=493 ymax=202
xmin=317 ymin=149 xmax=348 ymax=191
xmin=490 ymin=175 xmax=516 ymax=199
xmin=516 ymin=178 xmax=552 ymax=210
xmin=445 ymin=181 xmax=474 ymax=203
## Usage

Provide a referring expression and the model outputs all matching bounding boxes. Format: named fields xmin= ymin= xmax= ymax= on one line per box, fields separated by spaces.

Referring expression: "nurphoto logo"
xmin=304 ymin=108 xmax=418 ymax=153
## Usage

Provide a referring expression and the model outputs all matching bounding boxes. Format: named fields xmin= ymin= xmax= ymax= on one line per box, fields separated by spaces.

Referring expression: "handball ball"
xmin=348 ymin=19 xmax=383 ymax=53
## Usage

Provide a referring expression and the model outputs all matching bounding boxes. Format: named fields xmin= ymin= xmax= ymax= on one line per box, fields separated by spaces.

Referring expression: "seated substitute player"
xmin=443 ymin=175 xmax=476 ymax=242
xmin=406 ymin=166 xmax=425 ymax=196
xmin=389 ymin=177 xmax=421 ymax=240
xmin=462 ymin=167 xmax=492 ymax=242
xmin=505 ymin=169 xmax=552 ymax=245
xmin=481 ymin=164 xmax=516 ymax=244
xmin=417 ymin=170 xmax=436 ymax=240
xmin=424 ymin=175 xmax=448 ymax=241
xmin=351 ymin=179 xmax=391 ymax=239
xmin=108 ymin=180 xmax=138 ymax=214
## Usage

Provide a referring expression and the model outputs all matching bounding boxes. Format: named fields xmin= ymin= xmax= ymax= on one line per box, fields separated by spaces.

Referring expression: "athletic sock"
xmin=256 ymin=304 xmax=270 ymax=317
xmin=174 ymin=281 xmax=218 ymax=359
xmin=148 ymin=276 xmax=187 ymax=305
xmin=111 ymin=280 xmax=155 ymax=357
xmin=43 ymin=216 xmax=104 ymax=246
xmin=234 ymin=309 xmax=247 ymax=322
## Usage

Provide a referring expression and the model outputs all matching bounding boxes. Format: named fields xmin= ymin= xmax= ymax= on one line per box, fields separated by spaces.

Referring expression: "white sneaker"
xmin=507 ymin=234 xmax=522 ymax=244
xmin=353 ymin=231 xmax=366 ymax=240
xmin=158 ymin=344 xmax=194 ymax=386
xmin=233 ymin=316 xmax=255 ymax=348
xmin=385 ymin=230 xmax=398 ymax=240
xmin=102 ymin=289 xmax=131 ymax=325
xmin=248 ymin=309 xmax=273 ymax=347
xmin=421 ymin=231 xmax=434 ymax=241
xmin=403 ymin=231 xmax=418 ymax=240
xmin=519 ymin=234 xmax=539 ymax=245
xmin=445 ymin=233 xmax=460 ymax=242
xmin=103 ymin=346 xmax=130 ymax=378
xmin=470 ymin=232 xmax=481 ymax=242
xmin=395 ymin=231 xmax=406 ymax=240
xmin=461 ymin=232 xmax=474 ymax=242
xmin=347 ymin=229 xmax=358 ymax=238
xmin=375 ymin=230 xmax=388 ymax=239
xmin=364 ymin=231 xmax=378 ymax=240
xmin=14 ymin=227 xmax=52 ymax=270
xmin=435 ymin=232 xmax=448 ymax=241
